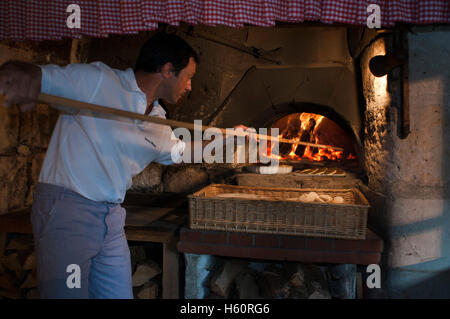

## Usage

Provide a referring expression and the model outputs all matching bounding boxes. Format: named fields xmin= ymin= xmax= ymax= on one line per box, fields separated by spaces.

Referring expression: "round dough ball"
xmin=332 ymin=196 xmax=344 ymax=204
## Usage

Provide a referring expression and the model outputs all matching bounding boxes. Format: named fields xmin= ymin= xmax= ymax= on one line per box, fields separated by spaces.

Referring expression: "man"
xmin=0 ymin=32 xmax=241 ymax=298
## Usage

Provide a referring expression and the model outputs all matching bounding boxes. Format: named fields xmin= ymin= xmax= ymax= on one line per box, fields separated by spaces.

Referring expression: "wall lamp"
xmin=369 ymin=51 xmax=408 ymax=77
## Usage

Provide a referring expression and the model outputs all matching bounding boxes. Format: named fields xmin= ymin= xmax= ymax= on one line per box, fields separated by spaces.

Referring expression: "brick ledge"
xmin=177 ymin=228 xmax=383 ymax=265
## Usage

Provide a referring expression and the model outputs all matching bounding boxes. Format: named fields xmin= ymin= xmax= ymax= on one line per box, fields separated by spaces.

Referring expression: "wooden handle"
xmin=37 ymin=93 xmax=343 ymax=151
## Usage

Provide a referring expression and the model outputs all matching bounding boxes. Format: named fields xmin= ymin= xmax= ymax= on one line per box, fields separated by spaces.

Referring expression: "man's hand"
xmin=232 ymin=124 xmax=257 ymax=143
xmin=0 ymin=60 xmax=42 ymax=112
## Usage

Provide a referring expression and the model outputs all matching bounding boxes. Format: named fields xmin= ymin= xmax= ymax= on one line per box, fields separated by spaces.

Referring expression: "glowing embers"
xmin=266 ymin=113 xmax=357 ymax=162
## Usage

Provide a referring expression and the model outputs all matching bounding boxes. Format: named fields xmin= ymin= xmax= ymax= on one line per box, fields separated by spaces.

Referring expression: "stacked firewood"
xmin=0 ymin=234 xmax=39 ymax=299
xmin=130 ymin=244 xmax=162 ymax=299
xmin=0 ymin=236 xmax=163 ymax=299
xmin=206 ymin=259 xmax=332 ymax=299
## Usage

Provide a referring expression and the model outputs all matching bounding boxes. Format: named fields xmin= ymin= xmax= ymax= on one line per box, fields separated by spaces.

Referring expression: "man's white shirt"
xmin=38 ymin=62 xmax=185 ymax=203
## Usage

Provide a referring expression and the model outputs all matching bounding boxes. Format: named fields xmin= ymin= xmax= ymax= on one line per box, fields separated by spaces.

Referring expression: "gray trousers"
xmin=31 ymin=183 xmax=133 ymax=299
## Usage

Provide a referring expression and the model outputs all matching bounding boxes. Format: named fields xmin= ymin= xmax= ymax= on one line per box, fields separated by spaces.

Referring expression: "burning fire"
xmin=264 ymin=113 xmax=356 ymax=162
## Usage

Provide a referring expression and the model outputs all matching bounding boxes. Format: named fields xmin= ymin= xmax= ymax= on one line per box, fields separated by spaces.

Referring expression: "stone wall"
xmin=361 ymin=26 xmax=450 ymax=298
xmin=0 ymin=40 xmax=71 ymax=215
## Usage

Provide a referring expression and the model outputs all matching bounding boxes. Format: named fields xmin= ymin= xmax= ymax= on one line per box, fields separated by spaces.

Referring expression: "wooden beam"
xmin=162 ymin=237 xmax=180 ymax=299
xmin=70 ymin=37 xmax=91 ymax=64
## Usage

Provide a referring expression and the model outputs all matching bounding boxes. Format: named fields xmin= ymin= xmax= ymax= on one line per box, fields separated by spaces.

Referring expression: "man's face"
xmin=166 ymin=57 xmax=196 ymax=104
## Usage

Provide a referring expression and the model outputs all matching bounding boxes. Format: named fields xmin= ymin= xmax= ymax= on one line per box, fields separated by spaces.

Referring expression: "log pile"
xmin=207 ymin=259 xmax=332 ymax=299
xmin=130 ymin=244 xmax=162 ymax=299
xmin=0 ymin=234 xmax=38 ymax=299
xmin=0 ymin=236 xmax=163 ymax=299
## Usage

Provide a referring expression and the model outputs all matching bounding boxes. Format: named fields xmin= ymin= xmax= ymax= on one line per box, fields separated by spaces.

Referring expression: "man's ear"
xmin=161 ymin=62 xmax=175 ymax=79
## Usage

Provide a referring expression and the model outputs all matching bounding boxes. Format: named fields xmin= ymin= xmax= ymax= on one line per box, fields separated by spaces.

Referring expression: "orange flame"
xmin=265 ymin=113 xmax=356 ymax=162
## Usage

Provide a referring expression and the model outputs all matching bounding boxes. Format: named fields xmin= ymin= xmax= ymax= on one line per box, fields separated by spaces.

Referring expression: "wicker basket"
xmin=188 ymin=184 xmax=369 ymax=240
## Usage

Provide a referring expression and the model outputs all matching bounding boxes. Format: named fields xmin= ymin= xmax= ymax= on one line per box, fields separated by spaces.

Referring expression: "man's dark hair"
xmin=135 ymin=32 xmax=199 ymax=76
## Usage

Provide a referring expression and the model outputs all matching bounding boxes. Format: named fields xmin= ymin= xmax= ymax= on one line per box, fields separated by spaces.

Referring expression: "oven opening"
xmin=268 ymin=112 xmax=357 ymax=163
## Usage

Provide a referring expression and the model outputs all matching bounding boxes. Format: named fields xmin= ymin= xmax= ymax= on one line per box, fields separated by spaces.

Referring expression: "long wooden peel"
xmin=36 ymin=93 xmax=343 ymax=151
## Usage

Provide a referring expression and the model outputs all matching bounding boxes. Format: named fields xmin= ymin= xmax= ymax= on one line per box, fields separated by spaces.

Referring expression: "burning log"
xmin=277 ymin=116 xmax=301 ymax=157
xmin=268 ymin=112 xmax=357 ymax=163
xmin=278 ymin=138 xmax=295 ymax=157
xmin=295 ymin=118 xmax=316 ymax=157
xmin=278 ymin=122 xmax=316 ymax=158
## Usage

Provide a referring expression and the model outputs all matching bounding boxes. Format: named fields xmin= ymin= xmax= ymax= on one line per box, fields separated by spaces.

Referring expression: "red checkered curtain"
xmin=1 ymin=0 xmax=449 ymax=40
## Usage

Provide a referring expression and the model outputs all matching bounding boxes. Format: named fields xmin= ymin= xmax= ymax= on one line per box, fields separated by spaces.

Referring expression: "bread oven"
xmin=1 ymin=0 xmax=448 ymax=300
xmin=176 ymin=26 xmax=383 ymax=299
xmin=174 ymin=23 xmax=449 ymax=299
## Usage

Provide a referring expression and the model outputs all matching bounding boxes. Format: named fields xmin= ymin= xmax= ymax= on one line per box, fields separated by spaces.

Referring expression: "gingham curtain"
xmin=1 ymin=0 xmax=449 ymax=41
